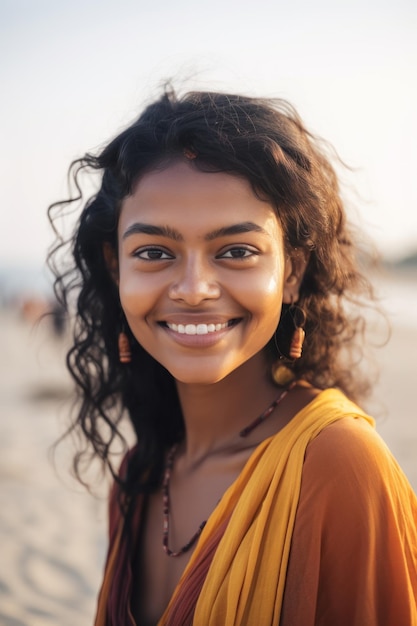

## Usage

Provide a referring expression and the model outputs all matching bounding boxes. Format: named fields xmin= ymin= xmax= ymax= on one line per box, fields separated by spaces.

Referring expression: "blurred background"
xmin=0 ymin=0 xmax=416 ymax=624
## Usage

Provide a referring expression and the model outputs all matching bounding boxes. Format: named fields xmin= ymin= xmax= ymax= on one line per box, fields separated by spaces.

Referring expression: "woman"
xmin=48 ymin=89 xmax=417 ymax=625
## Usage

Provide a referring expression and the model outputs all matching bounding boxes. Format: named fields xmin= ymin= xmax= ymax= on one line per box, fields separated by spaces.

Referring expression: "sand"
xmin=0 ymin=310 xmax=110 ymax=626
xmin=0 ymin=305 xmax=416 ymax=626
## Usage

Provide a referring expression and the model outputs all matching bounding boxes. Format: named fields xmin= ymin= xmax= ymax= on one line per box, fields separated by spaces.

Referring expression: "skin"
xmin=113 ymin=160 xmax=316 ymax=623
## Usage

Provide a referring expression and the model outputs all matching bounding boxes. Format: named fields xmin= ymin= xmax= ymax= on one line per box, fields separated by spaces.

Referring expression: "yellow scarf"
xmin=160 ymin=389 xmax=373 ymax=625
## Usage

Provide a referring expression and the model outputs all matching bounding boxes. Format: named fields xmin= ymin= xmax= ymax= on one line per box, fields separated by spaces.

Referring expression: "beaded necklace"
xmin=162 ymin=383 xmax=295 ymax=557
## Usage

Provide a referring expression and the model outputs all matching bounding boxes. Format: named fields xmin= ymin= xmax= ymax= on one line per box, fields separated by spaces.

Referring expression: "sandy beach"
xmin=0 ymin=309 xmax=110 ymax=626
xmin=0 ymin=283 xmax=416 ymax=626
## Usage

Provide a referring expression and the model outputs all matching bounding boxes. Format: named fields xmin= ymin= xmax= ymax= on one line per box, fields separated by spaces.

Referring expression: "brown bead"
xmin=289 ymin=327 xmax=305 ymax=360
xmin=118 ymin=332 xmax=132 ymax=363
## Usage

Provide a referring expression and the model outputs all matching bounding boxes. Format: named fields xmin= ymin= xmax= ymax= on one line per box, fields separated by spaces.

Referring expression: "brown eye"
xmin=218 ymin=247 xmax=256 ymax=259
xmin=134 ymin=247 xmax=174 ymax=260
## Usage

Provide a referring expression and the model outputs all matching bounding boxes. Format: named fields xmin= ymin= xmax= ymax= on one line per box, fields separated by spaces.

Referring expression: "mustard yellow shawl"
xmin=161 ymin=389 xmax=373 ymax=624
xmin=96 ymin=389 xmax=376 ymax=625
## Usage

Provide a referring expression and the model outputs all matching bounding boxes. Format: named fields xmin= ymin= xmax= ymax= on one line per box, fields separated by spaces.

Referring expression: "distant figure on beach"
xmin=49 ymin=300 xmax=66 ymax=337
xmin=48 ymin=88 xmax=417 ymax=625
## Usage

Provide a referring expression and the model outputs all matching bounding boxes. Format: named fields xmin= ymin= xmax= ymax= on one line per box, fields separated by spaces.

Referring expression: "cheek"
xmin=119 ymin=281 xmax=156 ymax=352
xmin=117 ymin=268 xmax=155 ymax=321
xmin=238 ymin=270 xmax=284 ymax=330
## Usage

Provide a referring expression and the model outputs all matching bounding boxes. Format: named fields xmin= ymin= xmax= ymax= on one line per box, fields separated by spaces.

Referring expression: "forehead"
xmin=119 ymin=161 xmax=281 ymax=234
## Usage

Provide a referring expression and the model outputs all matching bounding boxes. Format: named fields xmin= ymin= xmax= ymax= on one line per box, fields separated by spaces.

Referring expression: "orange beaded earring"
xmin=118 ymin=330 xmax=132 ymax=364
xmin=289 ymin=325 xmax=305 ymax=360
xmin=271 ymin=301 xmax=306 ymax=386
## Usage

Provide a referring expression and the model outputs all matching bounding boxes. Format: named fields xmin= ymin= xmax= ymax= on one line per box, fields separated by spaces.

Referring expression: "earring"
xmin=118 ymin=330 xmax=132 ymax=363
xmin=271 ymin=302 xmax=306 ymax=386
xmin=289 ymin=326 xmax=305 ymax=359
xmin=271 ymin=363 xmax=296 ymax=386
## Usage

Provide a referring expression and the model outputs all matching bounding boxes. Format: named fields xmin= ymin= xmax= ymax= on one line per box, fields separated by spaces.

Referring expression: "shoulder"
xmin=292 ymin=414 xmax=417 ymax=555
xmin=306 ymin=415 xmax=388 ymax=470
xmin=283 ymin=415 xmax=417 ymax=625
xmin=285 ymin=387 xmax=393 ymax=491
xmin=305 ymin=415 xmax=394 ymax=475
xmin=300 ymin=415 xmax=416 ymax=520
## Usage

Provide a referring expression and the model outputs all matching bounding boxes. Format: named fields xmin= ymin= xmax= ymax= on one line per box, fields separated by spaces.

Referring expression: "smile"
xmin=167 ymin=322 xmax=230 ymax=335
xmin=165 ymin=321 xmax=235 ymax=335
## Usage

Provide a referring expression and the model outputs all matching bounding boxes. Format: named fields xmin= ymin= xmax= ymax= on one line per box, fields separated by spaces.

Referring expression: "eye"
xmin=217 ymin=247 xmax=257 ymax=259
xmin=134 ymin=247 xmax=174 ymax=260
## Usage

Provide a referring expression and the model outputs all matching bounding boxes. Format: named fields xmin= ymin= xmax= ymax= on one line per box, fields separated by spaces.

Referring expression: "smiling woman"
xmin=47 ymin=88 xmax=417 ymax=625
xmin=116 ymin=163 xmax=294 ymax=386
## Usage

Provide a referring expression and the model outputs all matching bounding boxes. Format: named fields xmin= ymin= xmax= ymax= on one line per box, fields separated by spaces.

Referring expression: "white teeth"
xmin=166 ymin=322 xmax=229 ymax=335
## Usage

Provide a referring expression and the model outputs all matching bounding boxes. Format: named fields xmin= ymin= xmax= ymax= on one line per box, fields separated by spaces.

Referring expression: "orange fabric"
xmin=94 ymin=518 xmax=124 ymax=626
xmin=94 ymin=390 xmax=417 ymax=625
xmin=280 ymin=418 xmax=417 ymax=625
xmin=95 ymin=452 xmax=139 ymax=626
xmin=162 ymin=515 xmax=232 ymax=625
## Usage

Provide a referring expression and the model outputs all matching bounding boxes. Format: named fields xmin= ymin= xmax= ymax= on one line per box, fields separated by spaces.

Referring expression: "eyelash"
xmin=132 ymin=245 xmax=258 ymax=261
xmin=133 ymin=247 xmax=174 ymax=260
xmin=217 ymin=246 xmax=258 ymax=259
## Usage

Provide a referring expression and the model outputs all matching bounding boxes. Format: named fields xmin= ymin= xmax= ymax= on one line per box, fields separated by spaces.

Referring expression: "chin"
xmin=164 ymin=359 xmax=236 ymax=386
xmin=168 ymin=369 xmax=228 ymax=386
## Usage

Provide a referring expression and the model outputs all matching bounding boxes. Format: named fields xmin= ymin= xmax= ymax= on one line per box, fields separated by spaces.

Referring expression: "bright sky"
xmin=1 ymin=0 xmax=416 ymax=267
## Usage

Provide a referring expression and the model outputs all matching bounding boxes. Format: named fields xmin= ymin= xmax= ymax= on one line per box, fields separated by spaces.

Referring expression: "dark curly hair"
xmin=48 ymin=88 xmax=378 ymax=496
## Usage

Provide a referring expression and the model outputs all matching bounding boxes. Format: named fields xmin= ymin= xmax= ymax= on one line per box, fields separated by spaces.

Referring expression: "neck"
xmin=175 ymin=353 xmax=280 ymax=465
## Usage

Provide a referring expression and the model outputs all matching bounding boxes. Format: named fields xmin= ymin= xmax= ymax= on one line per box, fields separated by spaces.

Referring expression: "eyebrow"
xmin=122 ymin=221 xmax=267 ymax=242
xmin=205 ymin=222 xmax=267 ymax=241
xmin=122 ymin=223 xmax=183 ymax=241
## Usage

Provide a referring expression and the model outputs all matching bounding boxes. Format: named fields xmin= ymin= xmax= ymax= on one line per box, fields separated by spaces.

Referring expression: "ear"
xmin=103 ymin=242 xmax=120 ymax=286
xmin=282 ymin=248 xmax=309 ymax=304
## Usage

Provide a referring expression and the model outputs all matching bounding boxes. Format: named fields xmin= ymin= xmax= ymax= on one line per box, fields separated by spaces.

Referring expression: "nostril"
xmin=168 ymin=277 xmax=221 ymax=304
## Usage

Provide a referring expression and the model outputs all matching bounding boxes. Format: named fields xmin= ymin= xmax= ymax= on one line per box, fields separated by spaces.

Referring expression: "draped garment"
xmin=95 ymin=389 xmax=417 ymax=625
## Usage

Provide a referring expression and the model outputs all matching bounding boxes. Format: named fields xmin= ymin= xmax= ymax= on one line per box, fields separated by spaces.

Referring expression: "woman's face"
xmin=117 ymin=160 xmax=302 ymax=385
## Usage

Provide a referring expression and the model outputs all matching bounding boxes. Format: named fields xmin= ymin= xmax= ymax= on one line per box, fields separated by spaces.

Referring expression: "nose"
xmin=168 ymin=254 xmax=221 ymax=305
